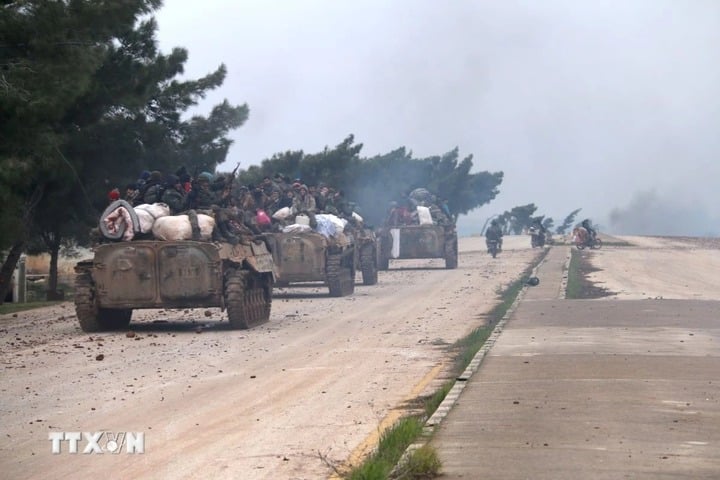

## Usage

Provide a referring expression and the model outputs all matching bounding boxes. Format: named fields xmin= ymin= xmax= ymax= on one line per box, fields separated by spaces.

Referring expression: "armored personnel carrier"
xmin=262 ymin=231 xmax=356 ymax=297
xmin=376 ymin=224 xmax=458 ymax=270
xmin=74 ymin=239 xmax=274 ymax=332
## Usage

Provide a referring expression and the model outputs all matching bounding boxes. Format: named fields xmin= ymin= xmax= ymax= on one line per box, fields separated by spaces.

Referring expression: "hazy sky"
xmin=155 ymin=0 xmax=720 ymax=235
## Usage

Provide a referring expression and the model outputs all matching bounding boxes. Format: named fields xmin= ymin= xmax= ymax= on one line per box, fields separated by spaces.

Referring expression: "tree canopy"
xmin=0 ymin=0 xmax=247 ymax=301
xmin=1 ymin=3 xmax=505 ymax=302
xmin=236 ymin=135 xmax=504 ymax=226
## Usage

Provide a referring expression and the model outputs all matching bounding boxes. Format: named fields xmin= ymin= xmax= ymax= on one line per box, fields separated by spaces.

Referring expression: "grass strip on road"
xmin=344 ymin=248 xmax=549 ymax=479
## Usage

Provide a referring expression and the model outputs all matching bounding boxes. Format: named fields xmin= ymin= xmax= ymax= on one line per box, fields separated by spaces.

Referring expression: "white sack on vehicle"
xmin=135 ymin=203 xmax=170 ymax=219
xmin=152 ymin=214 xmax=215 ymax=241
xmin=316 ymin=213 xmax=346 ymax=233
xmin=134 ymin=209 xmax=155 ymax=233
xmin=351 ymin=211 xmax=363 ymax=224
xmin=314 ymin=215 xmax=337 ymax=238
xmin=272 ymin=206 xmax=292 ymax=220
xmin=281 ymin=224 xmax=313 ymax=234
xmin=295 ymin=214 xmax=310 ymax=226
xmin=417 ymin=206 xmax=433 ymax=225
xmin=133 ymin=203 xmax=170 ymax=233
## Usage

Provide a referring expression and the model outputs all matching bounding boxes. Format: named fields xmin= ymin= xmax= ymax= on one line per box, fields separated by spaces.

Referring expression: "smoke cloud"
xmin=609 ymin=190 xmax=719 ymax=237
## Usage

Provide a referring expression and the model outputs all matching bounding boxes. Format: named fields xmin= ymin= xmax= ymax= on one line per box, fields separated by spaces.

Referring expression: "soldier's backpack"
xmin=143 ymin=184 xmax=165 ymax=204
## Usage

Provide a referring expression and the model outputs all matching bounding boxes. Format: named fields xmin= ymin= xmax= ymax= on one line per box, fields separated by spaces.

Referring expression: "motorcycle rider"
xmin=485 ymin=219 xmax=503 ymax=252
xmin=530 ymin=218 xmax=547 ymax=246
xmin=581 ymin=219 xmax=597 ymax=243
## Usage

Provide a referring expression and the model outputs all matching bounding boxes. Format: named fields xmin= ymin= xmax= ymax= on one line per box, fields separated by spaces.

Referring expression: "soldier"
xmin=292 ymin=184 xmax=316 ymax=213
xmin=292 ymin=184 xmax=317 ymax=227
xmin=332 ymin=189 xmax=352 ymax=217
xmin=124 ymin=184 xmax=139 ymax=204
xmin=160 ymin=174 xmax=187 ymax=215
xmin=137 ymin=170 xmax=164 ymax=205
xmin=184 ymin=173 xmax=219 ymax=241
xmin=185 ymin=172 xmax=217 ymax=211
xmin=261 ymin=176 xmax=280 ymax=196
xmin=264 ymin=190 xmax=282 ymax=215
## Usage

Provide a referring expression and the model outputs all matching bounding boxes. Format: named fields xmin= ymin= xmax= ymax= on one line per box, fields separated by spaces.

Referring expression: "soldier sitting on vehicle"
xmin=183 ymin=172 xmax=234 ymax=243
xmin=160 ymin=174 xmax=187 ymax=215
xmin=136 ymin=170 xmax=164 ymax=205
xmin=292 ymin=184 xmax=317 ymax=227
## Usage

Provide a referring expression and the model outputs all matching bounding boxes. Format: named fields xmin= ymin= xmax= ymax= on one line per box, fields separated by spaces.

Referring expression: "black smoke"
xmin=609 ymin=190 xmax=719 ymax=237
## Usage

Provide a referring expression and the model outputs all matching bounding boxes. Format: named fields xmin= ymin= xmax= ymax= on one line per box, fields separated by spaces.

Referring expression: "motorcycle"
xmin=528 ymin=226 xmax=546 ymax=248
xmin=486 ymin=239 xmax=500 ymax=258
xmin=573 ymin=227 xmax=602 ymax=250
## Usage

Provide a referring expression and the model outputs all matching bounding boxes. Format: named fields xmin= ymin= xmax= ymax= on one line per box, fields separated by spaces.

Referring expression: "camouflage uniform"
xmin=186 ymin=183 xmax=218 ymax=210
xmin=161 ymin=187 xmax=186 ymax=215
xmin=292 ymin=190 xmax=316 ymax=213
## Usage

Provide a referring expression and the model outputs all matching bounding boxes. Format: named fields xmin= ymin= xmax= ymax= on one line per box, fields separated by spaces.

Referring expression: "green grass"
xmin=565 ymin=249 xmax=583 ymax=299
xmin=344 ymin=248 xmax=549 ymax=479
xmin=451 ymin=325 xmax=493 ymax=376
xmin=0 ymin=301 xmax=64 ymax=316
xmin=564 ymin=248 xmax=614 ymax=299
xmin=395 ymin=445 xmax=442 ymax=480
xmin=348 ymin=417 xmax=424 ymax=480
xmin=423 ymin=382 xmax=453 ymax=419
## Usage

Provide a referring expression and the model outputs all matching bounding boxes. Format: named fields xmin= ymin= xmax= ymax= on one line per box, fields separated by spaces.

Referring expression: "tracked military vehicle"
xmin=262 ymin=230 xmax=356 ymax=297
xmin=74 ymin=239 xmax=274 ymax=332
xmin=376 ymin=224 xmax=458 ymax=270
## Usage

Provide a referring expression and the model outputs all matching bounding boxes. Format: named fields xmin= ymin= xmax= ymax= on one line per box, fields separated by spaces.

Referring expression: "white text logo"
xmin=48 ymin=432 xmax=144 ymax=454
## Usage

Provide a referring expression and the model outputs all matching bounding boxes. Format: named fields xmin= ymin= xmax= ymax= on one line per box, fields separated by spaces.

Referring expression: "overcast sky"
xmin=155 ymin=0 xmax=720 ymax=236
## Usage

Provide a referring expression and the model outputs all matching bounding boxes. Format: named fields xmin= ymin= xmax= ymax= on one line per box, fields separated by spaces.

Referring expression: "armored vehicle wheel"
xmin=376 ymin=235 xmax=390 ymax=271
xmin=378 ymin=254 xmax=390 ymax=271
xmin=444 ymin=233 xmax=458 ymax=269
xmin=224 ymin=267 xmax=272 ymax=329
xmin=360 ymin=245 xmax=378 ymax=285
xmin=327 ymin=253 xmax=354 ymax=297
xmin=75 ymin=268 xmax=132 ymax=332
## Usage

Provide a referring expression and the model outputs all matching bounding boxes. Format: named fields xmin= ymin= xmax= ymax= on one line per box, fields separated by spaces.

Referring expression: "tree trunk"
xmin=0 ymin=184 xmax=45 ymax=304
xmin=47 ymin=240 xmax=61 ymax=300
xmin=0 ymin=241 xmax=26 ymax=305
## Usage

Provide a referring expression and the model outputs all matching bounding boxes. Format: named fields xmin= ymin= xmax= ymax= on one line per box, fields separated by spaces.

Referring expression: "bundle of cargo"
xmin=99 ymin=200 xmax=215 ymax=242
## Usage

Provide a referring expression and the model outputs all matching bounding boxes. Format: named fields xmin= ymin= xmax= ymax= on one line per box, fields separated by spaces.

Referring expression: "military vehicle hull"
xmin=74 ymin=240 xmax=274 ymax=332
xmin=262 ymin=231 xmax=356 ymax=297
xmin=376 ymin=225 xmax=458 ymax=270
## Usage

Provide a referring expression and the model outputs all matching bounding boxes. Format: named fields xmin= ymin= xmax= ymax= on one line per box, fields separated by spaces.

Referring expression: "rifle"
xmin=223 ymin=162 xmax=242 ymax=202
xmin=230 ymin=161 xmax=241 ymax=178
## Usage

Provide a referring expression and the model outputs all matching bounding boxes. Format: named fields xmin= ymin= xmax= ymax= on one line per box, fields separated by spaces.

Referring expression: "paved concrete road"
xmin=431 ymin=246 xmax=720 ymax=479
